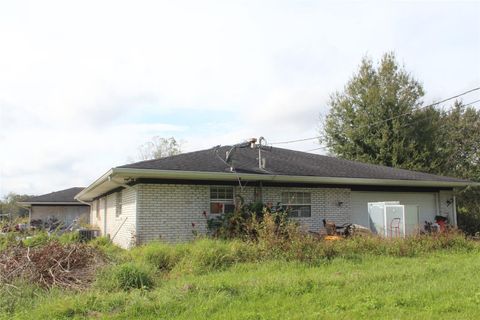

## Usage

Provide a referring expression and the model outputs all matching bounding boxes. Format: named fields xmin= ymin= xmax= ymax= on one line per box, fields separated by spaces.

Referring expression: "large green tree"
xmin=323 ymin=52 xmax=442 ymax=172
xmin=436 ymin=102 xmax=480 ymax=234
xmin=436 ymin=101 xmax=480 ymax=180
xmin=322 ymin=53 xmax=480 ymax=233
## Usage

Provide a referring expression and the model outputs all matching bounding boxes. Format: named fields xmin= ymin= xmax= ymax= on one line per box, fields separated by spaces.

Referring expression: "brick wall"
xmin=136 ymin=183 xmax=352 ymax=243
xmin=89 ymin=187 xmax=137 ymax=248
xmin=89 ymin=183 xmax=455 ymax=246
xmin=262 ymin=186 xmax=351 ymax=233
xmin=136 ymin=184 xmax=209 ymax=244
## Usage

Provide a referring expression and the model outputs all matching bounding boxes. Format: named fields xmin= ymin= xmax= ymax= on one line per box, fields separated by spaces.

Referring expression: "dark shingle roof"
xmin=24 ymin=187 xmax=86 ymax=203
xmin=118 ymin=146 xmax=467 ymax=183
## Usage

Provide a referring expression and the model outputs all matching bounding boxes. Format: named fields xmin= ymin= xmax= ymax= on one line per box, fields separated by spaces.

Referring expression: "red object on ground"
xmin=436 ymin=220 xmax=446 ymax=232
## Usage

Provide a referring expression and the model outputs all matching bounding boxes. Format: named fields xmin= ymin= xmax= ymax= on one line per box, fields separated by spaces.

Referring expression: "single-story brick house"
xmin=19 ymin=187 xmax=90 ymax=227
xmin=75 ymin=144 xmax=478 ymax=248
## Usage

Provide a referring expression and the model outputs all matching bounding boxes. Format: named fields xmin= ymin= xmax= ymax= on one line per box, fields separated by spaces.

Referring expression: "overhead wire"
xmin=396 ymin=98 xmax=480 ymax=130
xmin=300 ymin=98 xmax=480 ymax=154
xmin=269 ymin=87 xmax=480 ymax=145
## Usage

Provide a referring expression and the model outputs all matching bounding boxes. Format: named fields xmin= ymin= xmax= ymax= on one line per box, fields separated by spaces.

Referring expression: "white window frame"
xmin=210 ymin=186 xmax=235 ymax=215
xmin=281 ymin=192 xmax=312 ymax=218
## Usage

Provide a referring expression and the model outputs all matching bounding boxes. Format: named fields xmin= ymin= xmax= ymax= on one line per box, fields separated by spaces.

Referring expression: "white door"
xmin=405 ymin=205 xmax=420 ymax=235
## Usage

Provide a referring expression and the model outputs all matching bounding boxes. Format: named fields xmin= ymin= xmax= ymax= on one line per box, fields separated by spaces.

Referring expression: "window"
xmin=116 ymin=191 xmax=123 ymax=217
xmin=210 ymin=186 xmax=235 ymax=214
xmin=281 ymin=192 xmax=311 ymax=217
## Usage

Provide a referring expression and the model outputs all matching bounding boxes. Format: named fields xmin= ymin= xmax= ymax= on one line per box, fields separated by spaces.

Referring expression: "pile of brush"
xmin=0 ymin=241 xmax=102 ymax=290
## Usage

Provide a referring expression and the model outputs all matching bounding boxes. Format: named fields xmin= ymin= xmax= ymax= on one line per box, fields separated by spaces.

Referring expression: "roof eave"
xmin=74 ymin=169 xmax=114 ymax=202
xmin=76 ymin=167 xmax=478 ymax=202
xmin=17 ymin=201 xmax=88 ymax=206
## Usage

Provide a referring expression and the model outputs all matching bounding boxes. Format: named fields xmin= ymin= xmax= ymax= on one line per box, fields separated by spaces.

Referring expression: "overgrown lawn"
xmin=1 ymin=235 xmax=480 ymax=319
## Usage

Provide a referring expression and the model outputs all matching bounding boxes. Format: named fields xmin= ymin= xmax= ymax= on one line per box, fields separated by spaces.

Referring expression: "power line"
xmin=303 ymin=146 xmax=329 ymax=153
xmin=397 ymin=98 xmax=480 ymax=130
xmin=269 ymin=86 xmax=480 ymax=145
xmin=271 ymin=136 xmax=320 ymax=145
xmin=301 ymin=98 xmax=480 ymax=154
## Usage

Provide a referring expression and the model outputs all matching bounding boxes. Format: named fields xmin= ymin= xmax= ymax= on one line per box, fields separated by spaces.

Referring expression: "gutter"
xmin=76 ymin=199 xmax=91 ymax=206
xmin=111 ymin=168 xmax=477 ymax=186
xmin=17 ymin=201 xmax=89 ymax=206
xmin=76 ymin=167 xmax=480 ymax=202
xmin=75 ymin=169 xmax=113 ymax=201
xmin=108 ymin=175 xmax=136 ymax=190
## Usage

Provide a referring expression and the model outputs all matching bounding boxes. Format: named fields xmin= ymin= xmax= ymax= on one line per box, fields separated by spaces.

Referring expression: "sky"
xmin=0 ymin=0 xmax=479 ymax=197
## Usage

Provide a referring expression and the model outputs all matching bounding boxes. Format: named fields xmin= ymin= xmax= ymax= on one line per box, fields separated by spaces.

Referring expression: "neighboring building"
xmin=19 ymin=187 xmax=90 ymax=227
xmin=75 ymin=144 xmax=478 ymax=248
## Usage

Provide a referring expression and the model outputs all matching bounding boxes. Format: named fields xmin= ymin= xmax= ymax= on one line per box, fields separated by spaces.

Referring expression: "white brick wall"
xmin=91 ymin=183 xmax=455 ymax=246
xmin=89 ymin=187 xmax=137 ymax=248
xmin=136 ymin=184 xmax=210 ymax=244
xmin=262 ymin=186 xmax=351 ymax=233
xmin=135 ymin=183 xmax=352 ymax=243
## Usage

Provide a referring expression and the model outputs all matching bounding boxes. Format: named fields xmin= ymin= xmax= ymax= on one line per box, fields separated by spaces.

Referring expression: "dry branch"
xmin=0 ymin=241 xmax=103 ymax=290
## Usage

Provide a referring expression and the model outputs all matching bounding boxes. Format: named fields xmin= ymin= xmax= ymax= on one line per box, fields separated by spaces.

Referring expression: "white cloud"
xmin=0 ymin=0 xmax=479 ymax=196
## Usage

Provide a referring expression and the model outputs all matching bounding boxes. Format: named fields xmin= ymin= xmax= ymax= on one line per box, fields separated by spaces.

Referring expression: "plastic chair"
xmin=389 ymin=218 xmax=401 ymax=238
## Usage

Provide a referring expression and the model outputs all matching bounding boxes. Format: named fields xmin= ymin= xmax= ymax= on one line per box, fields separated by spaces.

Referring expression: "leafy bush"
xmin=97 ymin=263 xmax=154 ymax=291
xmin=207 ymin=200 xmax=292 ymax=240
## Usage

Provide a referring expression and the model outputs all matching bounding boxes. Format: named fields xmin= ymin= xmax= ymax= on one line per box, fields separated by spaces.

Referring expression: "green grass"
xmin=2 ymin=247 xmax=480 ymax=319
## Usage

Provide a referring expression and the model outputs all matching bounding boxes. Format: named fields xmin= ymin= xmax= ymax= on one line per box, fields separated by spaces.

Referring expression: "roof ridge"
xmin=117 ymin=146 xmax=228 ymax=168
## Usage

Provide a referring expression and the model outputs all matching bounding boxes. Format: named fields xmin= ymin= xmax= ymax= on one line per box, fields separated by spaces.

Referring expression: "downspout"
xmin=453 ymin=195 xmax=458 ymax=227
xmin=103 ymin=197 xmax=108 ymax=237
